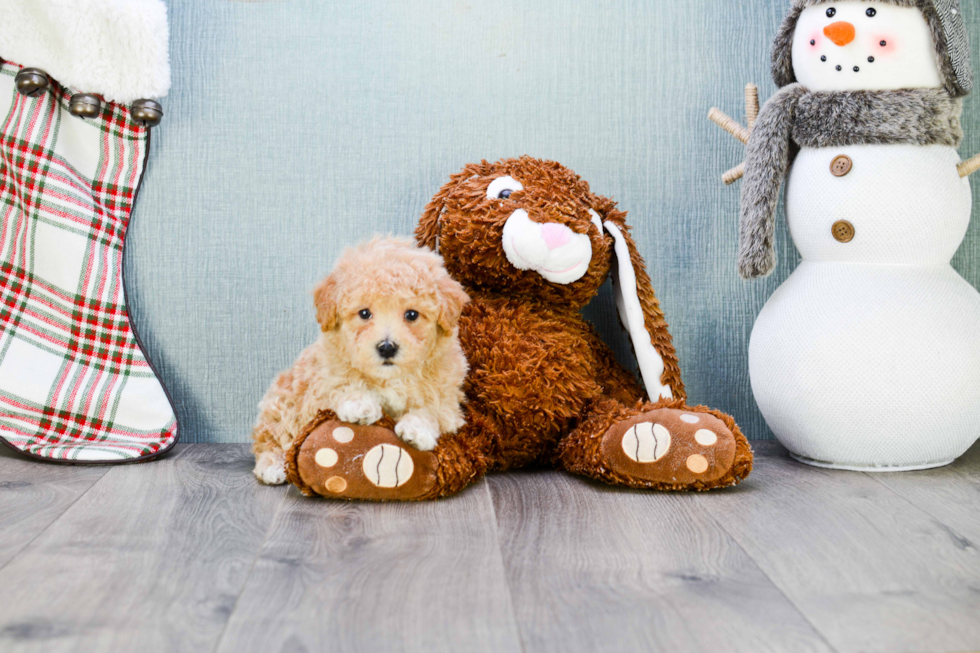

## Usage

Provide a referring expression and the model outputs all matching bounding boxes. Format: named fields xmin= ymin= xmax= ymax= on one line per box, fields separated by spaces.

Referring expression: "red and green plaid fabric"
xmin=0 ymin=61 xmax=178 ymax=462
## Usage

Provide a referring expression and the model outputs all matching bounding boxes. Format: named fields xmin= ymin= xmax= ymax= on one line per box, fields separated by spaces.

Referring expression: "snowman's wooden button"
xmin=832 ymin=220 xmax=855 ymax=243
xmin=830 ymin=155 xmax=852 ymax=177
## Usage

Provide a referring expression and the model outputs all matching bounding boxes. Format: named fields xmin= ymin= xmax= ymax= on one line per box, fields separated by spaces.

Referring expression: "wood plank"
xmin=866 ymin=441 xmax=980 ymax=543
xmin=215 ymin=481 xmax=522 ymax=653
xmin=698 ymin=441 xmax=980 ymax=653
xmin=488 ymin=470 xmax=833 ymax=653
xmin=0 ymin=444 xmax=284 ymax=653
xmin=0 ymin=446 xmax=109 ymax=569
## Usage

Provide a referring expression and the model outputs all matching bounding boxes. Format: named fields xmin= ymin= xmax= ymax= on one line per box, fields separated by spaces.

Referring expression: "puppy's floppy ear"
xmin=312 ymin=274 xmax=341 ymax=331
xmin=599 ymin=202 xmax=686 ymax=402
xmin=434 ymin=272 xmax=470 ymax=334
xmin=415 ymin=161 xmax=490 ymax=251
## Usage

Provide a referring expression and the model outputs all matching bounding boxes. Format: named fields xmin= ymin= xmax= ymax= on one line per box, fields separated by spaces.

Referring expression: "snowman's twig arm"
xmin=708 ymin=108 xmax=750 ymax=144
xmin=745 ymin=83 xmax=759 ymax=130
xmin=710 ymin=84 xmax=760 ymax=184
xmin=723 ymin=163 xmax=746 ymax=185
xmin=957 ymin=153 xmax=980 ymax=178
xmin=709 ymin=110 xmax=749 ymax=183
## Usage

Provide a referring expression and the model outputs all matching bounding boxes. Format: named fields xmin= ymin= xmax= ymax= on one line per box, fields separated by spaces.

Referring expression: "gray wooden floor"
xmin=1 ymin=441 xmax=978 ymax=653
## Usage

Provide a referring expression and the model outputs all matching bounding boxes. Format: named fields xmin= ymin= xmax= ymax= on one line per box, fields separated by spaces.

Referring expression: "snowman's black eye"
xmin=866 ymin=7 xmax=876 ymax=16
xmin=826 ymin=7 xmax=836 ymax=17
xmin=498 ymin=189 xmax=512 ymax=199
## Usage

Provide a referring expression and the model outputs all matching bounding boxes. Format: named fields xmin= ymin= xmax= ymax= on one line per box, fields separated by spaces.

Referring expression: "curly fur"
xmin=405 ymin=156 xmax=753 ymax=495
xmin=252 ymin=237 xmax=469 ymax=484
xmin=417 ymin=156 xmax=684 ymax=398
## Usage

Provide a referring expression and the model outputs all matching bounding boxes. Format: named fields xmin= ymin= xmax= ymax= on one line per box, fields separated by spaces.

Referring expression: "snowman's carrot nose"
xmin=823 ymin=21 xmax=856 ymax=46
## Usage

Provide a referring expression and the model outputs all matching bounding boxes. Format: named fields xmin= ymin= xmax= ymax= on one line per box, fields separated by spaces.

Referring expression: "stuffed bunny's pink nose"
xmin=541 ymin=223 xmax=572 ymax=250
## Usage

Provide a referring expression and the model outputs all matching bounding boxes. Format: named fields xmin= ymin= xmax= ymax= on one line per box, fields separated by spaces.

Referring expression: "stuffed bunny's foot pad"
xmin=600 ymin=408 xmax=739 ymax=489
xmin=288 ymin=420 xmax=438 ymax=500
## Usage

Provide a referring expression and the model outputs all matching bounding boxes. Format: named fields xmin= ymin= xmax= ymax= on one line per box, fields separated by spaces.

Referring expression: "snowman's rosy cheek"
xmin=808 ymin=30 xmax=823 ymax=49
xmin=872 ymin=34 xmax=897 ymax=55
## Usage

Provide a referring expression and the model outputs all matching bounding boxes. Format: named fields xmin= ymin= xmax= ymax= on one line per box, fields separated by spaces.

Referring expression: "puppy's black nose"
xmin=377 ymin=340 xmax=399 ymax=360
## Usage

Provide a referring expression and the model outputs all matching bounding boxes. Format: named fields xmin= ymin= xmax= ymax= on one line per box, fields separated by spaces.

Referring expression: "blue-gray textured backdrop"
xmin=130 ymin=0 xmax=980 ymax=443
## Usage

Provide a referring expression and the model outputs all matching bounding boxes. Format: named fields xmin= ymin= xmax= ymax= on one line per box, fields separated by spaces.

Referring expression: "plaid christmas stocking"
xmin=0 ymin=60 xmax=178 ymax=462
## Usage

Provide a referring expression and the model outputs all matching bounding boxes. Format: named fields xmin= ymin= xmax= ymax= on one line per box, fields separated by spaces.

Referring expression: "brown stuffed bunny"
xmin=287 ymin=156 xmax=753 ymax=499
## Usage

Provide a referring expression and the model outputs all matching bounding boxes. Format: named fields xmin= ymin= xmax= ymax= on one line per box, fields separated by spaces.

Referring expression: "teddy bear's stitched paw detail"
xmin=394 ymin=414 xmax=440 ymax=451
xmin=336 ymin=395 xmax=384 ymax=425
xmin=253 ymin=450 xmax=288 ymax=485
xmin=600 ymin=407 xmax=740 ymax=489
xmin=293 ymin=420 xmax=439 ymax=500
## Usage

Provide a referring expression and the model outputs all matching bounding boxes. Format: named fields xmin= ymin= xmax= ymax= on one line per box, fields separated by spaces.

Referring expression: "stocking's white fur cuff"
xmin=0 ymin=0 xmax=170 ymax=103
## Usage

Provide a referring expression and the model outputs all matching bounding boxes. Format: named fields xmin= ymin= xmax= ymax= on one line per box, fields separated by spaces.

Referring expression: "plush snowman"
xmin=712 ymin=0 xmax=980 ymax=469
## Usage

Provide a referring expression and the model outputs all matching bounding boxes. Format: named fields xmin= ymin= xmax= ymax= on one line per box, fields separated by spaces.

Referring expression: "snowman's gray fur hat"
xmin=771 ymin=0 xmax=973 ymax=96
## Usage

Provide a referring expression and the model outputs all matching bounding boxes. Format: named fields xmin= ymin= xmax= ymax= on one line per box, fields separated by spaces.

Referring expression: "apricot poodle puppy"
xmin=251 ymin=236 xmax=470 ymax=485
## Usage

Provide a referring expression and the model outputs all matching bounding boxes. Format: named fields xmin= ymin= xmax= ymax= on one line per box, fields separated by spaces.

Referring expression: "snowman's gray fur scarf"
xmin=738 ymin=84 xmax=963 ymax=278
xmin=772 ymin=0 xmax=972 ymax=98
xmin=739 ymin=84 xmax=806 ymax=279
xmin=793 ymin=88 xmax=962 ymax=147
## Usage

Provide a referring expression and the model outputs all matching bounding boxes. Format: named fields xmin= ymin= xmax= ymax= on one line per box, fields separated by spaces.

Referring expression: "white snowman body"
xmin=748 ymin=0 xmax=980 ymax=468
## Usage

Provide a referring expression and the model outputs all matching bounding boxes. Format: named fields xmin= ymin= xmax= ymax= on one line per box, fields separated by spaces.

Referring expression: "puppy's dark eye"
xmin=404 ymin=309 xmax=419 ymax=322
xmin=866 ymin=7 xmax=876 ymax=16
xmin=826 ymin=7 xmax=836 ymax=17
xmin=498 ymin=189 xmax=512 ymax=199
xmin=358 ymin=309 xmax=372 ymax=320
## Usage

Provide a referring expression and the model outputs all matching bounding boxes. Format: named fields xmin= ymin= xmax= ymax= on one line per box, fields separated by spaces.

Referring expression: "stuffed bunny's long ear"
xmin=602 ymin=220 xmax=685 ymax=401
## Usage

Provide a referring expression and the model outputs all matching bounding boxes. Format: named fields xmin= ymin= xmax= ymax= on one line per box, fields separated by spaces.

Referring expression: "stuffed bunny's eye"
xmin=486 ymin=176 xmax=524 ymax=200
xmin=405 ymin=309 xmax=419 ymax=322
xmin=358 ymin=309 xmax=372 ymax=320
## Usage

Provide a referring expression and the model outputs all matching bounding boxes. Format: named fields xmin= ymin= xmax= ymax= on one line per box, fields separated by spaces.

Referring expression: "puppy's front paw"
xmin=254 ymin=450 xmax=287 ymax=485
xmin=395 ymin=414 xmax=440 ymax=451
xmin=337 ymin=394 xmax=384 ymax=425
